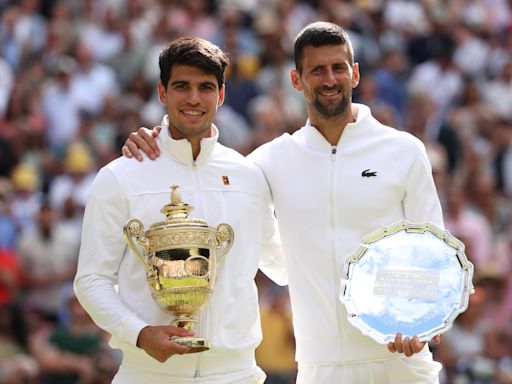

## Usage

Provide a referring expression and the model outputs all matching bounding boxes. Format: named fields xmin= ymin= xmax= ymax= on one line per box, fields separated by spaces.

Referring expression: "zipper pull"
xmin=194 ymin=370 xmax=200 ymax=380
xmin=332 ymin=146 xmax=337 ymax=155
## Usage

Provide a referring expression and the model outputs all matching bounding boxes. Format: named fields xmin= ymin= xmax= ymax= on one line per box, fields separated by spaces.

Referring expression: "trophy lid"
xmin=153 ymin=185 xmax=207 ymax=227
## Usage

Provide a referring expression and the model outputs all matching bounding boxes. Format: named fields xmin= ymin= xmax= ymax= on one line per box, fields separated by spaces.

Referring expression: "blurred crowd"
xmin=0 ymin=0 xmax=512 ymax=383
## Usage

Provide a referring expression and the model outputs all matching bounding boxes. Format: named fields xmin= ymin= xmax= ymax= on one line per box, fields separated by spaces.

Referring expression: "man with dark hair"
xmin=123 ymin=23 xmax=444 ymax=383
xmin=251 ymin=21 xmax=443 ymax=383
xmin=74 ymin=37 xmax=284 ymax=384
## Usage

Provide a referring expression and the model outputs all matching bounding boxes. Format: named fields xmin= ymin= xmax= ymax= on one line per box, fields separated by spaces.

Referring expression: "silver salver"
xmin=340 ymin=221 xmax=474 ymax=344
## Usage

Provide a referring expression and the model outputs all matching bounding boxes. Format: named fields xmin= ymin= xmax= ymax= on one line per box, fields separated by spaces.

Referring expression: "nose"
xmin=187 ymin=88 xmax=201 ymax=105
xmin=323 ymin=68 xmax=336 ymax=87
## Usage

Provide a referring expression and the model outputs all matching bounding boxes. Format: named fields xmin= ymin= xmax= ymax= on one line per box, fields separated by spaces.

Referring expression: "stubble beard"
xmin=313 ymin=86 xmax=351 ymax=118
xmin=171 ymin=115 xmax=212 ymax=139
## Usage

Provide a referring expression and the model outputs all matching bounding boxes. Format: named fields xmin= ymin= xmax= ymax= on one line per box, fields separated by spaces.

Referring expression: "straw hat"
xmin=65 ymin=143 xmax=93 ymax=174
xmin=11 ymin=164 xmax=38 ymax=191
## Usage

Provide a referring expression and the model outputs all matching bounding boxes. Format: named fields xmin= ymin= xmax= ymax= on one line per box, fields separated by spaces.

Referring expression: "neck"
xmin=309 ymin=105 xmax=357 ymax=145
xmin=189 ymin=137 xmax=202 ymax=160
xmin=167 ymin=125 xmax=213 ymax=161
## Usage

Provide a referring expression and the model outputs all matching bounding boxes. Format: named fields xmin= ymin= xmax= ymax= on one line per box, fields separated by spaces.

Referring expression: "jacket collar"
xmin=301 ymin=103 xmax=371 ymax=150
xmin=159 ymin=115 xmax=219 ymax=165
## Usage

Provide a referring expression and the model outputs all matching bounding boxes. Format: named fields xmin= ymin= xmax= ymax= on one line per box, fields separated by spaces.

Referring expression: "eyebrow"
xmin=170 ymin=80 xmax=217 ymax=88
xmin=312 ymin=61 xmax=350 ymax=68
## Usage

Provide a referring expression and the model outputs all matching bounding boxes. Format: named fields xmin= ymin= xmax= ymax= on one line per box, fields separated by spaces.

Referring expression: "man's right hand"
xmin=122 ymin=126 xmax=162 ymax=161
xmin=136 ymin=325 xmax=194 ymax=362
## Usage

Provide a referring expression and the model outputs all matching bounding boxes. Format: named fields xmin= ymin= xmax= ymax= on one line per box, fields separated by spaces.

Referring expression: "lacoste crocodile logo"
xmin=361 ymin=169 xmax=377 ymax=177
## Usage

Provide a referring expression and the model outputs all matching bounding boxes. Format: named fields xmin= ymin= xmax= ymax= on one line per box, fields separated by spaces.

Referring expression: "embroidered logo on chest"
xmin=361 ymin=169 xmax=377 ymax=177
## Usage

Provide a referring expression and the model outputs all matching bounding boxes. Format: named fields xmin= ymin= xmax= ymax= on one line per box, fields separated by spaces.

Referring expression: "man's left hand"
xmin=387 ymin=333 xmax=441 ymax=357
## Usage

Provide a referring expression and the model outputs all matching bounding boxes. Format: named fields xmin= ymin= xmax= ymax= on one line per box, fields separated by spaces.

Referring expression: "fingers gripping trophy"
xmin=123 ymin=185 xmax=234 ymax=353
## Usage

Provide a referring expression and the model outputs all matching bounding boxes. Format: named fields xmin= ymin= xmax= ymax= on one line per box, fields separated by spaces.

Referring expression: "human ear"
xmin=290 ymin=69 xmax=303 ymax=91
xmin=157 ymin=81 xmax=167 ymax=104
xmin=351 ymin=63 xmax=360 ymax=88
xmin=217 ymin=84 xmax=225 ymax=107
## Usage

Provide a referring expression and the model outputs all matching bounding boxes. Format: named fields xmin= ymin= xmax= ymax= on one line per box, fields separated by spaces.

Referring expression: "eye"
xmin=335 ymin=65 xmax=346 ymax=72
xmin=173 ymin=83 xmax=188 ymax=90
xmin=200 ymin=83 xmax=216 ymax=91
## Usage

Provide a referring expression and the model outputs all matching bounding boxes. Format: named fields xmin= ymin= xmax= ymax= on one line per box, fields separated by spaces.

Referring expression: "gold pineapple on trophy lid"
xmin=123 ymin=185 xmax=234 ymax=353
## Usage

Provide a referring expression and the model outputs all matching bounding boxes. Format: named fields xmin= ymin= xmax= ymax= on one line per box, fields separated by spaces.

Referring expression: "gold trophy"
xmin=123 ymin=185 xmax=234 ymax=353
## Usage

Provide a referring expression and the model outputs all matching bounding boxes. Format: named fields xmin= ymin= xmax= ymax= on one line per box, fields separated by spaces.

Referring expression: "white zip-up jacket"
xmin=74 ymin=117 xmax=285 ymax=383
xmin=248 ymin=104 xmax=443 ymax=364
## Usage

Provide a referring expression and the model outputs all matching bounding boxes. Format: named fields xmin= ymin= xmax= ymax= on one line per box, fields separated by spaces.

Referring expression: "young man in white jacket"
xmin=74 ymin=37 xmax=285 ymax=384
xmin=123 ymin=23 xmax=444 ymax=383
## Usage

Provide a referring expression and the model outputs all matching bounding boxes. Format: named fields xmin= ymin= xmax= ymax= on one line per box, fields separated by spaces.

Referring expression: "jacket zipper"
xmin=192 ymin=160 xmax=206 ymax=379
xmin=329 ymin=145 xmax=345 ymax=359
xmin=194 ymin=354 xmax=203 ymax=380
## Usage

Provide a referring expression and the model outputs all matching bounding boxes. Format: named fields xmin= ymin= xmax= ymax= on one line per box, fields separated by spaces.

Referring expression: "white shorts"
xmin=297 ymin=357 xmax=441 ymax=384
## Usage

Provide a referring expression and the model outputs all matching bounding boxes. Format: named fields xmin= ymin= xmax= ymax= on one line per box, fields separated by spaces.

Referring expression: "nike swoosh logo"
xmin=362 ymin=169 xmax=377 ymax=177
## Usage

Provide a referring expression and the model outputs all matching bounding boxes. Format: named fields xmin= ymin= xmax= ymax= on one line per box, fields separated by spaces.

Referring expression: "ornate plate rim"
xmin=340 ymin=220 xmax=474 ymax=344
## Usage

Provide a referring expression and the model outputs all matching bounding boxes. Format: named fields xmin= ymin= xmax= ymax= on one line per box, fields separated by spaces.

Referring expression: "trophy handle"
xmin=215 ymin=223 xmax=234 ymax=264
xmin=123 ymin=218 xmax=151 ymax=272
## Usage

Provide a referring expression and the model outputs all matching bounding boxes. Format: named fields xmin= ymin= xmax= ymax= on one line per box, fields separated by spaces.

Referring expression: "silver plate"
xmin=340 ymin=221 xmax=474 ymax=344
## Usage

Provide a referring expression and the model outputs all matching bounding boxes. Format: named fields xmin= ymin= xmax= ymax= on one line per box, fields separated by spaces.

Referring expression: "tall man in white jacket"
xmin=123 ymin=22 xmax=444 ymax=383
xmin=74 ymin=37 xmax=285 ymax=384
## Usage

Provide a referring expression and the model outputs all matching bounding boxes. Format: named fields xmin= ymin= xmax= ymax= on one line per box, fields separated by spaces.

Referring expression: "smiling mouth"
xmin=317 ymin=87 xmax=342 ymax=98
xmin=181 ymin=109 xmax=204 ymax=117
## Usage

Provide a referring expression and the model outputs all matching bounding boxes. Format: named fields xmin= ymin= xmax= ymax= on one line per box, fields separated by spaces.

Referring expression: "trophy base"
xmin=173 ymin=337 xmax=209 ymax=354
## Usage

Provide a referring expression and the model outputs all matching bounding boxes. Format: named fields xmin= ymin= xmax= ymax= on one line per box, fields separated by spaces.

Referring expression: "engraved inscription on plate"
xmin=374 ymin=269 xmax=439 ymax=301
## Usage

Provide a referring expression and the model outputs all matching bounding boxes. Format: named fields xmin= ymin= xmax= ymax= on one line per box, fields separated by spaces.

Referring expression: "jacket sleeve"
xmin=403 ymin=139 xmax=444 ymax=229
xmin=249 ymin=152 xmax=288 ymax=286
xmin=259 ymin=180 xmax=288 ymax=286
xmin=73 ymin=167 xmax=148 ymax=347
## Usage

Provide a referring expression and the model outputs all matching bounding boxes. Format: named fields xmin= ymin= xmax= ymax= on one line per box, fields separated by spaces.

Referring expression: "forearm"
xmin=74 ymin=274 xmax=148 ymax=347
xmin=259 ymin=206 xmax=287 ymax=285
xmin=253 ymin=165 xmax=288 ymax=286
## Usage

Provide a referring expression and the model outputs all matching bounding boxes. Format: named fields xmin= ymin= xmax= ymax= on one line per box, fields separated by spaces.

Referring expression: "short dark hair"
xmin=159 ymin=37 xmax=229 ymax=89
xmin=294 ymin=22 xmax=354 ymax=72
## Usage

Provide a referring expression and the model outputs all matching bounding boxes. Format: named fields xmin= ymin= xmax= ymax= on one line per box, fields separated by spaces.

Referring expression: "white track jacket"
xmin=74 ymin=117 xmax=285 ymax=383
xmin=249 ymin=104 xmax=444 ymax=364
